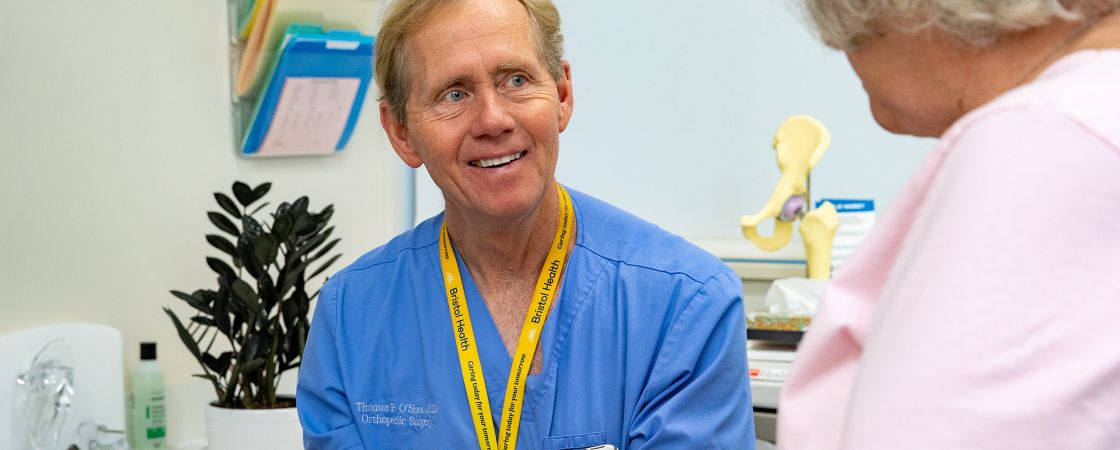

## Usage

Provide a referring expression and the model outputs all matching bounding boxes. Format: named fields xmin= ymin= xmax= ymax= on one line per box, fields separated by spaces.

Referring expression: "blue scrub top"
xmin=297 ymin=188 xmax=755 ymax=449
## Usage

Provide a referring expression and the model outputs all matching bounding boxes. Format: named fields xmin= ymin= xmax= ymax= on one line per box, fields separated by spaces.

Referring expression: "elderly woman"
xmin=779 ymin=1 xmax=1120 ymax=449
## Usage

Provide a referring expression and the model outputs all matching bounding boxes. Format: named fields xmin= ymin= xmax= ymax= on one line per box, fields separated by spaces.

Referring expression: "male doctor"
xmin=295 ymin=0 xmax=754 ymax=448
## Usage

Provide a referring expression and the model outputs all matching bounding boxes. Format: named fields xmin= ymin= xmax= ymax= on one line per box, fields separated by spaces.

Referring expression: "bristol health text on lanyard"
xmin=439 ymin=184 xmax=575 ymax=450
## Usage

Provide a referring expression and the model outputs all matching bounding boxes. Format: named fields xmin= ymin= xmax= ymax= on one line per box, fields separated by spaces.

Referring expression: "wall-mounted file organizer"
xmin=226 ymin=0 xmax=380 ymax=157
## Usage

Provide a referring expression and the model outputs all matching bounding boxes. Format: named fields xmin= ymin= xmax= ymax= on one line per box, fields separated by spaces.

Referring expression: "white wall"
xmin=415 ymin=0 xmax=936 ymax=255
xmin=0 ymin=0 xmax=404 ymax=443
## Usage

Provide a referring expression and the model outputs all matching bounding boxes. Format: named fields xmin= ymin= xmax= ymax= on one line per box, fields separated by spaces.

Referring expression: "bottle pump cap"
xmin=140 ymin=342 xmax=157 ymax=360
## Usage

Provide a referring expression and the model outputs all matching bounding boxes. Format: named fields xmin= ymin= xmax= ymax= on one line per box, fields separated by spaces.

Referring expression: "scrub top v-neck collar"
xmin=430 ymin=201 xmax=588 ymax=426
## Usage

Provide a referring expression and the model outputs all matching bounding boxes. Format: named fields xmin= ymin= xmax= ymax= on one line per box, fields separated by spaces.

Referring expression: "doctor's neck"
xmin=443 ymin=185 xmax=562 ymax=283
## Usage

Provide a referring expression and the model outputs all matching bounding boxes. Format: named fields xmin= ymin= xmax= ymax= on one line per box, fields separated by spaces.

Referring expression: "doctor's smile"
xmin=470 ymin=150 xmax=528 ymax=169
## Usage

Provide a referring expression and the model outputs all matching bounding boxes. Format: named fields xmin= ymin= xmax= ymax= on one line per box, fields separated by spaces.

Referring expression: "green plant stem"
xmin=232 ymin=289 xmax=265 ymax=406
xmin=222 ymin=362 xmax=241 ymax=406
xmin=241 ymin=374 xmax=255 ymax=408
xmin=264 ymin=325 xmax=281 ymax=405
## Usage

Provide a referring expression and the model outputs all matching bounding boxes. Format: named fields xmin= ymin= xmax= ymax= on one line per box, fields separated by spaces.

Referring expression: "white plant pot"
xmin=204 ymin=401 xmax=302 ymax=450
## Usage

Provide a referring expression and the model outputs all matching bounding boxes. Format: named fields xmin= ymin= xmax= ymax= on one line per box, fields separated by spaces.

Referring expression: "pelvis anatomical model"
xmin=741 ymin=116 xmax=839 ymax=279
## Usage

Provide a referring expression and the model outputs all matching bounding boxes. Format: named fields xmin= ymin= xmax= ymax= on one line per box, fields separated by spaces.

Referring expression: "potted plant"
xmin=164 ymin=181 xmax=341 ymax=450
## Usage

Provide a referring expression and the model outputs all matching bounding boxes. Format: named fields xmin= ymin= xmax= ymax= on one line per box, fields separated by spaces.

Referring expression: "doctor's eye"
xmin=506 ymin=75 xmax=528 ymax=88
xmin=443 ymin=90 xmax=468 ymax=103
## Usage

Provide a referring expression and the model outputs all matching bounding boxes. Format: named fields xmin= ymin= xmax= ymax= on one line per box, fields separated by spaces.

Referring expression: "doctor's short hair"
xmin=805 ymin=0 xmax=1120 ymax=51
xmin=374 ymin=0 xmax=566 ymax=123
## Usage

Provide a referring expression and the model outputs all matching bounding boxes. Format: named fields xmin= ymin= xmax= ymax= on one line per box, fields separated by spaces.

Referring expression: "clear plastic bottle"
xmin=129 ymin=342 xmax=167 ymax=449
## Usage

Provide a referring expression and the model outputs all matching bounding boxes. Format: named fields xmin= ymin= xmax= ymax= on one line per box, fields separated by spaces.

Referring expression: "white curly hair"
xmin=803 ymin=0 xmax=1120 ymax=50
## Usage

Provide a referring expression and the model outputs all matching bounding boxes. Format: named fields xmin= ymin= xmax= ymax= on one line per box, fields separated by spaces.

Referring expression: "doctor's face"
xmin=381 ymin=0 xmax=573 ymax=224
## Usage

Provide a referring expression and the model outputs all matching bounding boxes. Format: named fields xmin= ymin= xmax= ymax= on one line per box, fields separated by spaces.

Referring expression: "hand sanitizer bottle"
xmin=129 ymin=342 xmax=167 ymax=449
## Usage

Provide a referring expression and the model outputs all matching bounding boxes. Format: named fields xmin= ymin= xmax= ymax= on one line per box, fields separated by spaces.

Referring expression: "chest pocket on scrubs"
xmin=541 ymin=431 xmax=607 ymax=449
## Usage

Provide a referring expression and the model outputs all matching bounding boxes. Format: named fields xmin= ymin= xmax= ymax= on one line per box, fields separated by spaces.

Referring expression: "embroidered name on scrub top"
xmin=439 ymin=184 xmax=575 ymax=450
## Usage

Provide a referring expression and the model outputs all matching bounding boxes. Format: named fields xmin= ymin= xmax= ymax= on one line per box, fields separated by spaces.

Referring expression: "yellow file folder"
xmin=235 ymin=0 xmax=379 ymax=97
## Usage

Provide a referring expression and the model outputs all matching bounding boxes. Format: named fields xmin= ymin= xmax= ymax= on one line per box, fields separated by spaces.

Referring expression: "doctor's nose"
xmin=470 ymin=90 xmax=516 ymax=139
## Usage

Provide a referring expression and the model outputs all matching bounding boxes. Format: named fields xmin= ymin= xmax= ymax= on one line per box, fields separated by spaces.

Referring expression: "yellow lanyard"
xmin=439 ymin=184 xmax=575 ymax=450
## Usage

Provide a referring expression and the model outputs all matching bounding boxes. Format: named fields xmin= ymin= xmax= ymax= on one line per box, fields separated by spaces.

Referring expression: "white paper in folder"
xmin=258 ymin=77 xmax=361 ymax=155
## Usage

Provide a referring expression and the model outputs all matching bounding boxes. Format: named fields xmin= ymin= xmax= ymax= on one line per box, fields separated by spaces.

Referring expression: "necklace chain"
xmin=1015 ymin=4 xmax=1119 ymax=87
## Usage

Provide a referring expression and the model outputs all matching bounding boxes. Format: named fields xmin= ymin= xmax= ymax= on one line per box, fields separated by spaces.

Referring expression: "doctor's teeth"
xmin=473 ymin=151 xmax=524 ymax=168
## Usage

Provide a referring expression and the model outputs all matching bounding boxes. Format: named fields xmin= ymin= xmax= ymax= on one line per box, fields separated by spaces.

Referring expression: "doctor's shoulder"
xmin=321 ymin=217 xmax=443 ymax=310
xmin=575 ymin=191 xmax=735 ymax=283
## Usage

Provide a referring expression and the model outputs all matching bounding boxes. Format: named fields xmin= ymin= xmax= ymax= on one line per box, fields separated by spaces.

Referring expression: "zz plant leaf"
xmin=166 ymin=181 xmax=341 ymax=409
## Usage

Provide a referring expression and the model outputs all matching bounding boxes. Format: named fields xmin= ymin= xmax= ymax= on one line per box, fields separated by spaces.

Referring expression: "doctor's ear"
xmin=380 ymin=100 xmax=423 ymax=168
xmin=556 ymin=60 xmax=574 ymax=133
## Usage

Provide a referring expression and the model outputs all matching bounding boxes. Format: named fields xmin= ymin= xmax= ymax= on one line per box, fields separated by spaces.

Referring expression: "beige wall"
xmin=0 ymin=0 xmax=402 ymax=442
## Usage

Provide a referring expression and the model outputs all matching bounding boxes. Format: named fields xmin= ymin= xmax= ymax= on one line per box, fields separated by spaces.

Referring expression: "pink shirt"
xmin=778 ymin=50 xmax=1120 ymax=449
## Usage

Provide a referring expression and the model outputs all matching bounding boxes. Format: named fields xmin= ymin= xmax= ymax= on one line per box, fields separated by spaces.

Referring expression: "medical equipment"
xmin=13 ymin=339 xmax=75 ymax=450
xmin=740 ymin=116 xmax=839 ymax=334
xmin=741 ymin=115 xmax=839 ymax=278
xmin=1 ymin=324 xmax=127 ymax=450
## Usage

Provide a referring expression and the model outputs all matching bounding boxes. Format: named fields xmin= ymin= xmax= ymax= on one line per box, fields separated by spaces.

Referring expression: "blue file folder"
xmin=241 ymin=23 xmax=374 ymax=156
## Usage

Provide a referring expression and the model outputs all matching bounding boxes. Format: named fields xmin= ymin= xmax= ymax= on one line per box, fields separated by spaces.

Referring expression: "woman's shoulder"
xmin=950 ymin=49 xmax=1120 ymax=153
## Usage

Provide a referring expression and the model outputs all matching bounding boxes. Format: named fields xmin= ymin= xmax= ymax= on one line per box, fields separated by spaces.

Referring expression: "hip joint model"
xmin=740 ymin=116 xmax=839 ymax=279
